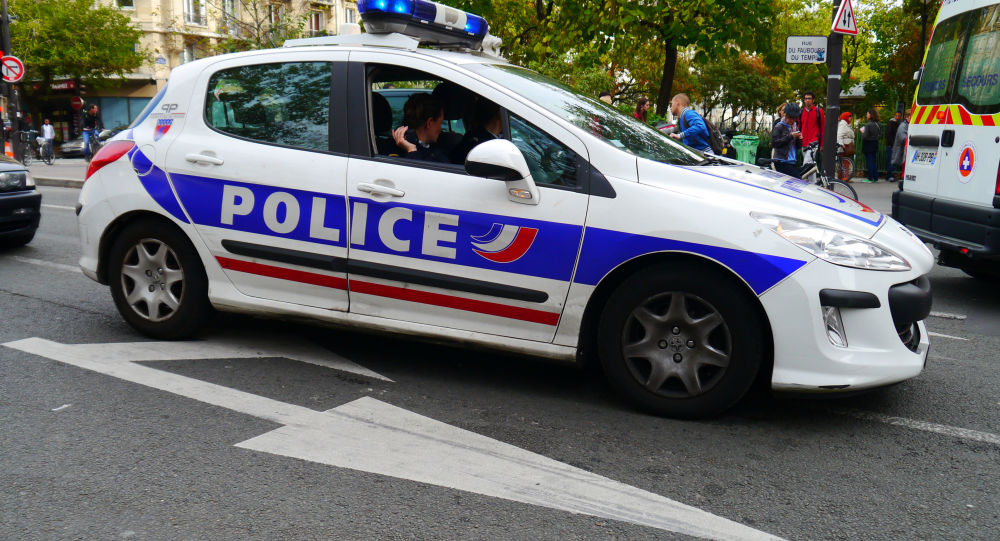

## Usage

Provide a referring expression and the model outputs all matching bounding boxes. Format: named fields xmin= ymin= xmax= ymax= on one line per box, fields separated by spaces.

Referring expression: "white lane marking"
xmin=3 ymin=337 xmax=780 ymax=540
xmin=41 ymin=204 xmax=75 ymax=211
xmin=928 ymin=331 xmax=968 ymax=341
xmin=12 ymin=256 xmax=81 ymax=273
xmin=834 ymin=409 xmax=1000 ymax=446
xmin=51 ymin=404 xmax=71 ymax=412
xmin=929 ymin=311 xmax=967 ymax=321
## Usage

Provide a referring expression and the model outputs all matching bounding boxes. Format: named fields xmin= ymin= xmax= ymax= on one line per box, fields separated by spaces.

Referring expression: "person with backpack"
xmin=860 ymin=109 xmax=882 ymax=182
xmin=668 ymin=93 xmax=713 ymax=154
xmin=800 ymin=91 xmax=825 ymax=165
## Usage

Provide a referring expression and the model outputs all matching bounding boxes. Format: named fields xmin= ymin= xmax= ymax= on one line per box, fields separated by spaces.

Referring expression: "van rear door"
xmin=935 ymin=4 xmax=1000 ymax=209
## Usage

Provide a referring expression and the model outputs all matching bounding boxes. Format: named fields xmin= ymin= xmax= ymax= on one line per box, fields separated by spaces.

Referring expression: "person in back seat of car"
xmin=451 ymin=98 xmax=503 ymax=164
xmin=392 ymin=93 xmax=450 ymax=163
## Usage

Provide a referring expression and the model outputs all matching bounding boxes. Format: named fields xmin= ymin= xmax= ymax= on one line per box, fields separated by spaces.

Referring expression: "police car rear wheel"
xmin=597 ymin=264 xmax=763 ymax=419
xmin=109 ymin=220 xmax=211 ymax=339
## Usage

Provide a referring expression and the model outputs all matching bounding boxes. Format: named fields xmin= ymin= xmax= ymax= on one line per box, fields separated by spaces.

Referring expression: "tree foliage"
xmin=9 ymin=0 xmax=146 ymax=91
xmin=207 ymin=0 xmax=308 ymax=53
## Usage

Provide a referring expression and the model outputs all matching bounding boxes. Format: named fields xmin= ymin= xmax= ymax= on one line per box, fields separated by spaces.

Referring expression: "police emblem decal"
xmin=471 ymin=223 xmax=539 ymax=263
xmin=153 ymin=119 xmax=173 ymax=141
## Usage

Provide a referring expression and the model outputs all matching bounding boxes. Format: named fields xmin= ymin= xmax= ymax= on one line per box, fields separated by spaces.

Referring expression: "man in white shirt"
xmin=41 ymin=118 xmax=56 ymax=158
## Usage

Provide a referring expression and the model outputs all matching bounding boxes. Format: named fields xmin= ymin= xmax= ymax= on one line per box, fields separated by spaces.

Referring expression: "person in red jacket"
xmin=799 ymin=91 xmax=825 ymax=165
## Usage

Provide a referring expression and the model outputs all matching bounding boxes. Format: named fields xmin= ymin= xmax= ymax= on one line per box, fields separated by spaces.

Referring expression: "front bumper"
xmin=761 ymin=258 xmax=931 ymax=392
xmin=892 ymin=190 xmax=1000 ymax=259
xmin=0 ymin=189 xmax=41 ymax=238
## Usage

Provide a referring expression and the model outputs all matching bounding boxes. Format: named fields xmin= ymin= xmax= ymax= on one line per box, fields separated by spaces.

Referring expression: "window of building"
xmin=117 ymin=0 xmax=135 ymax=8
xmin=309 ymin=11 xmax=325 ymax=36
xmin=184 ymin=0 xmax=207 ymax=26
xmin=269 ymin=4 xmax=283 ymax=26
xmin=222 ymin=0 xmax=240 ymax=35
xmin=181 ymin=44 xmax=197 ymax=64
xmin=345 ymin=8 xmax=356 ymax=24
xmin=205 ymin=62 xmax=332 ymax=152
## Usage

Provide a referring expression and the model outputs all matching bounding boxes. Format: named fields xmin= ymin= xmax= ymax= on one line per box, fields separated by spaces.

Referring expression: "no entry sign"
xmin=1 ymin=55 xmax=25 ymax=83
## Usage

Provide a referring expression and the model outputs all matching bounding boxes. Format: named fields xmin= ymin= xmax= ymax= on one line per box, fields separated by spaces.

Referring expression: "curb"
xmin=35 ymin=177 xmax=84 ymax=189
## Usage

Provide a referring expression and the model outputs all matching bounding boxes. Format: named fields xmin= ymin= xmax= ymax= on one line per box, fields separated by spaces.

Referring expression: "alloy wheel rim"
xmin=620 ymin=291 xmax=732 ymax=398
xmin=120 ymin=238 xmax=184 ymax=322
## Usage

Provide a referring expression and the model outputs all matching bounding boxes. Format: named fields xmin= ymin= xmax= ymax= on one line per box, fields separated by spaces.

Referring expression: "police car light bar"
xmin=358 ymin=0 xmax=489 ymax=50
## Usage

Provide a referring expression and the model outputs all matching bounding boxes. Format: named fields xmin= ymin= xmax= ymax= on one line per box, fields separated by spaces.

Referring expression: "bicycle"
xmin=757 ymin=141 xmax=859 ymax=200
xmin=83 ymin=128 xmax=102 ymax=162
xmin=18 ymin=130 xmax=39 ymax=166
xmin=36 ymin=135 xmax=54 ymax=165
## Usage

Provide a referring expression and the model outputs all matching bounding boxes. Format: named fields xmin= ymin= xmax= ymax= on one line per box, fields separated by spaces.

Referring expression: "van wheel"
xmin=108 ymin=219 xmax=212 ymax=339
xmin=597 ymin=264 xmax=763 ymax=418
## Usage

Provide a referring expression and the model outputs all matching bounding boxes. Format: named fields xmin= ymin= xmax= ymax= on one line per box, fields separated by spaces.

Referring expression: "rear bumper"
xmin=891 ymin=190 xmax=1000 ymax=259
xmin=0 ymin=190 xmax=41 ymax=238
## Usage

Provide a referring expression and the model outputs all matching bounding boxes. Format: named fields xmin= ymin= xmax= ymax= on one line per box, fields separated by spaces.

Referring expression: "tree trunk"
xmin=656 ymin=37 xmax=677 ymax=117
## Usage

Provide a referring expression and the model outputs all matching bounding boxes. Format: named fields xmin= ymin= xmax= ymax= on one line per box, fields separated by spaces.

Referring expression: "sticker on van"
xmin=957 ymin=142 xmax=976 ymax=182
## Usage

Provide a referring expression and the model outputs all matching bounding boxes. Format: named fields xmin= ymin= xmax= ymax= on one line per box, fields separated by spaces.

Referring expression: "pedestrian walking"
xmin=891 ymin=111 xmax=909 ymax=179
xmin=860 ymin=109 xmax=881 ymax=182
xmin=770 ymin=102 xmax=803 ymax=178
xmin=800 ymin=91 xmax=825 ymax=165
xmin=41 ymin=118 xmax=55 ymax=160
xmin=837 ymin=112 xmax=855 ymax=154
xmin=885 ymin=109 xmax=902 ymax=181
xmin=668 ymin=93 xmax=713 ymax=153
xmin=633 ymin=98 xmax=650 ymax=122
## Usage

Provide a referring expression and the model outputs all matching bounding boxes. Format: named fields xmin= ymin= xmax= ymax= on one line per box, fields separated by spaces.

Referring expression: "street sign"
xmin=71 ymin=96 xmax=84 ymax=110
xmin=786 ymin=36 xmax=828 ymax=64
xmin=832 ymin=0 xmax=859 ymax=35
xmin=1 ymin=55 xmax=24 ymax=83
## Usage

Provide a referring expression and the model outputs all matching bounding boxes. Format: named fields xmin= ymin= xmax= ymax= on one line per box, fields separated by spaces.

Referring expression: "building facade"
xmin=30 ymin=0 xmax=358 ymax=141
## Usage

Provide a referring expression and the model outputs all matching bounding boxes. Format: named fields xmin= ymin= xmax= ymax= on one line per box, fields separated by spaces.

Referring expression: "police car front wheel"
xmin=109 ymin=219 xmax=212 ymax=339
xmin=597 ymin=264 xmax=764 ymax=419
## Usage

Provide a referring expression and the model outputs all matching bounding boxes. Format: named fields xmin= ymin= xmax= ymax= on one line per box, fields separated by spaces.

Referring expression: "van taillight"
xmin=85 ymin=140 xmax=136 ymax=180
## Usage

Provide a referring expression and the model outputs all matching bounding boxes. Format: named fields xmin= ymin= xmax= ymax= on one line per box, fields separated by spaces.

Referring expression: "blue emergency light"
xmin=358 ymin=0 xmax=489 ymax=50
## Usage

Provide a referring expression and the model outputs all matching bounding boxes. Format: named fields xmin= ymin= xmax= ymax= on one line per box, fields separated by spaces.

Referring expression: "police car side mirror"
xmin=465 ymin=139 xmax=540 ymax=205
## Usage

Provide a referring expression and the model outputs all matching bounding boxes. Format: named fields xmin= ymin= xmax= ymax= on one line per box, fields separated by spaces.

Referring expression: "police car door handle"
xmin=185 ymin=153 xmax=225 ymax=165
xmin=357 ymin=183 xmax=405 ymax=197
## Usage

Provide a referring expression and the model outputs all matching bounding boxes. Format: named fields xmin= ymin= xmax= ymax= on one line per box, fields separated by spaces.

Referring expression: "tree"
xmin=692 ymin=51 xmax=782 ymax=131
xmin=207 ymin=0 xmax=308 ymax=53
xmin=582 ymin=0 xmax=780 ymax=116
xmin=9 ymin=0 xmax=147 ymax=92
xmin=863 ymin=0 xmax=939 ymax=112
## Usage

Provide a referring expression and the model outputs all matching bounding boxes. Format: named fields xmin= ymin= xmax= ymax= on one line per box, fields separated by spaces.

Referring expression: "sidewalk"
xmin=29 ymin=158 xmax=87 ymax=188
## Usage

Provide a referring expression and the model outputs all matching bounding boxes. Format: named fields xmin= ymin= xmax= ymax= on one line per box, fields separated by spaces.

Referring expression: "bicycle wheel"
xmin=836 ymin=157 xmax=855 ymax=182
xmin=21 ymin=146 xmax=32 ymax=166
xmin=43 ymin=146 xmax=54 ymax=165
xmin=826 ymin=179 xmax=859 ymax=200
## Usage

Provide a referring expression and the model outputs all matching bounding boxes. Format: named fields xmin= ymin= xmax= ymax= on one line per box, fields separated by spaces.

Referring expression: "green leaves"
xmin=9 ymin=0 xmax=146 ymax=85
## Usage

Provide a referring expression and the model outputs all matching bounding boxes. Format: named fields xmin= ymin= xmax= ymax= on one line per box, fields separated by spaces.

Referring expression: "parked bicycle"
xmin=757 ymin=141 xmax=859 ymax=200
xmin=18 ymin=130 xmax=55 ymax=166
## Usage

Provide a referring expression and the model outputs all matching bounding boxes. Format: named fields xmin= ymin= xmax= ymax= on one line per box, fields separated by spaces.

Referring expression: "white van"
xmin=893 ymin=0 xmax=1000 ymax=279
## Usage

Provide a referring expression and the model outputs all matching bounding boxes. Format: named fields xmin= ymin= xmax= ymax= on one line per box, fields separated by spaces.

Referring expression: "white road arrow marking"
xmin=3 ymin=336 xmax=781 ymax=540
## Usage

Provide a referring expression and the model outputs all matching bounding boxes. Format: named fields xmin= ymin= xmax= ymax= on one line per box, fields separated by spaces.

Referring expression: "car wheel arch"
xmin=98 ymin=211 xmax=189 ymax=285
xmin=576 ymin=251 xmax=774 ymax=385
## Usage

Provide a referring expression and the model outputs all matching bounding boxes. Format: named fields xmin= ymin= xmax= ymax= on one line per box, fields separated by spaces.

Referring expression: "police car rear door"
xmin=162 ymin=51 xmax=352 ymax=311
xmin=343 ymin=52 xmax=588 ymax=343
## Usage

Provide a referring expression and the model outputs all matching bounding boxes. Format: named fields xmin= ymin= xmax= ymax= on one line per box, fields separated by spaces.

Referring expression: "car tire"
xmin=597 ymin=263 xmax=764 ymax=419
xmin=108 ymin=219 xmax=212 ymax=339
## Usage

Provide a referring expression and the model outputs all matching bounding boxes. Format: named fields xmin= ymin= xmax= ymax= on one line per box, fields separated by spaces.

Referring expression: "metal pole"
xmin=0 ymin=0 xmax=19 ymax=162
xmin=822 ymin=0 xmax=844 ymax=181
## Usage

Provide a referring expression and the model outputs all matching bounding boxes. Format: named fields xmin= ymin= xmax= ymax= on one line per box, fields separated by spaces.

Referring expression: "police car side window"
xmin=508 ymin=114 xmax=579 ymax=187
xmin=205 ymin=62 xmax=331 ymax=151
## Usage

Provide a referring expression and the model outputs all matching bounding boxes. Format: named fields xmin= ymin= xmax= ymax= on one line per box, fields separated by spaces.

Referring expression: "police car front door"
xmin=344 ymin=60 xmax=588 ymax=342
xmin=162 ymin=55 xmax=352 ymax=312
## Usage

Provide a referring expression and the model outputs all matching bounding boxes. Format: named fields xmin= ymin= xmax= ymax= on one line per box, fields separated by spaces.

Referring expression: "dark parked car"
xmin=0 ymin=155 xmax=40 ymax=247
xmin=59 ymin=125 xmax=129 ymax=158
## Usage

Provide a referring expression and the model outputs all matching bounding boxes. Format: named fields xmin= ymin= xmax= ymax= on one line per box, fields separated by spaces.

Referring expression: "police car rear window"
xmin=467 ymin=64 xmax=703 ymax=166
xmin=205 ymin=62 xmax=332 ymax=151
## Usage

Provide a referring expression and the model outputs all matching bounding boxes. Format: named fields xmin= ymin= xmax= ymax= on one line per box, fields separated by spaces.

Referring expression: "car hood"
xmin=637 ymin=160 xmax=885 ymax=239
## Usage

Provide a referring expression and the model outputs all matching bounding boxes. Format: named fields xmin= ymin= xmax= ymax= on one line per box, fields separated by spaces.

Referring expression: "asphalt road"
xmin=1 ymin=183 xmax=998 ymax=540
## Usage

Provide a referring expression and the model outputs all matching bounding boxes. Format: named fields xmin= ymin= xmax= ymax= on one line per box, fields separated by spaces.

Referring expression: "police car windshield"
xmin=467 ymin=64 xmax=704 ymax=165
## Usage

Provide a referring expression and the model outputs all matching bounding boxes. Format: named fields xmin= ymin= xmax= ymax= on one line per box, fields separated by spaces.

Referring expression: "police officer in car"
xmin=392 ymin=93 xmax=450 ymax=163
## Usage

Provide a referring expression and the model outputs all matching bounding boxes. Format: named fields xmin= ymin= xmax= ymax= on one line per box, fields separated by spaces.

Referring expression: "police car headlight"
xmin=752 ymin=213 xmax=910 ymax=271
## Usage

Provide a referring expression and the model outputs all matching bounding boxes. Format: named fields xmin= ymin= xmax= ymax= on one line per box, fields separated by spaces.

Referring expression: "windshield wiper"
xmin=696 ymin=156 xmax=727 ymax=166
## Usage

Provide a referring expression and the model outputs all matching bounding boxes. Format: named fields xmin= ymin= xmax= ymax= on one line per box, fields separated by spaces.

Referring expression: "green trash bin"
xmin=730 ymin=135 xmax=760 ymax=164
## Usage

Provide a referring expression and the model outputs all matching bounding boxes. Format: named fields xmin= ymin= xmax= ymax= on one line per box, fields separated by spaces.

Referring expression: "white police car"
xmin=77 ymin=0 xmax=934 ymax=418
